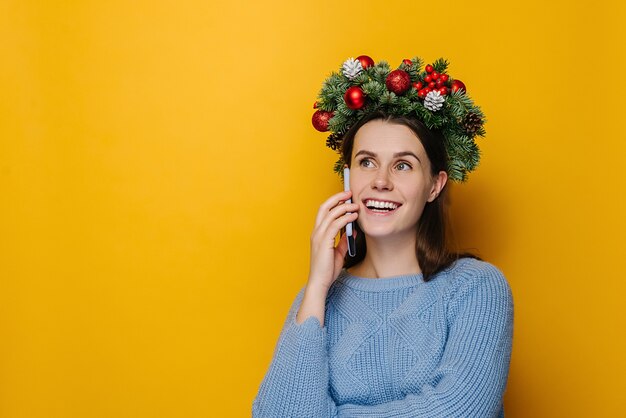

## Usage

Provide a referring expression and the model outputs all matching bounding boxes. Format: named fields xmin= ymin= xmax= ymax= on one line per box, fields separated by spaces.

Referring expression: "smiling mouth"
xmin=363 ymin=199 xmax=402 ymax=213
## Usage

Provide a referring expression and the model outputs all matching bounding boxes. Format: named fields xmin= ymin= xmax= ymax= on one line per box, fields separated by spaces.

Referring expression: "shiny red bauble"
xmin=356 ymin=55 xmax=375 ymax=69
xmin=413 ymin=81 xmax=423 ymax=90
xmin=311 ymin=110 xmax=334 ymax=132
xmin=385 ymin=69 xmax=411 ymax=95
xmin=425 ymin=64 xmax=434 ymax=73
xmin=451 ymin=79 xmax=467 ymax=93
xmin=438 ymin=86 xmax=449 ymax=96
xmin=344 ymin=86 xmax=366 ymax=110
xmin=440 ymin=74 xmax=449 ymax=83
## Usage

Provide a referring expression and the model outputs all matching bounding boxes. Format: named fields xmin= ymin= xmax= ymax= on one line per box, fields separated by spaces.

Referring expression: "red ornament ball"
xmin=356 ymin=55 xmax=375 ymax=69
xmin=386 ymin=69 xmax=411 ymax=95
xmin=344 ymin=86 xmax=366 ymax=110
xmin=311 ymin=110 xmax=333 ymax=132
xmin=451 ymin=79 xmax=467 ymax=93
xmin=425 ymin=64 xmax=434 ymax=73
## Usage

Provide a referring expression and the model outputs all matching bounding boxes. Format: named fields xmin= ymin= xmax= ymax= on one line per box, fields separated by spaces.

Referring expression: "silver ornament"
xmin=341 ymin=58 xmax=363 ymax=80
xmin=424 ymin=90 xmax=445 ymax=112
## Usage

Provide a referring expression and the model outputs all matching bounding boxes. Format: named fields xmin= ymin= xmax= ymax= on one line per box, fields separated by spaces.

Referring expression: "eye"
xmin=358 ymin=158 xmax=375 ymax=168
xmin=395 ymin=161 xmax=412 ymax=171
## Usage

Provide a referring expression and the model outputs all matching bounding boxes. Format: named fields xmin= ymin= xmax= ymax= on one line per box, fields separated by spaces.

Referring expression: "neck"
xmin=352 ymin=232 xmax=421 ymax=279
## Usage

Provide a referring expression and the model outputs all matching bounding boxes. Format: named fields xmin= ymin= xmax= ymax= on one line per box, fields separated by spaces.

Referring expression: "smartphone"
xmin=343 ymin=166 xmax=356 ymax=257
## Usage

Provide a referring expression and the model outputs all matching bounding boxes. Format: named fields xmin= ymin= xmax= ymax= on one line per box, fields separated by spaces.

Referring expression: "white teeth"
xmin=365 ymin=199 xmax=398 ymax=210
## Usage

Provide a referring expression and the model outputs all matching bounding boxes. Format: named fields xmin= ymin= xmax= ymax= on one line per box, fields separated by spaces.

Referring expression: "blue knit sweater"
xmin=253 ymin=258 xmax=514 ymax=418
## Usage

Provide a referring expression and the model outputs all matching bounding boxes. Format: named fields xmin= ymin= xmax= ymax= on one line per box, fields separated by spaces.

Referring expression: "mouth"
xmin=362 ymin=199 xmax=402 ymax=214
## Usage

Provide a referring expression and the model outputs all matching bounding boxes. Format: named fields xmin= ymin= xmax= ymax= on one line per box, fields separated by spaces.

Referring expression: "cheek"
xmin=349 ymin=170 xmax=367 ymax=191
xmin=407 ymin=183 xmax=433 ymax=206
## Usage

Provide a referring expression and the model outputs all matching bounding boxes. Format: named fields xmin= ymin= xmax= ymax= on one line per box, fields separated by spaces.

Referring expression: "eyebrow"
xmin=354 ymin=150 xmax=421 ymax=163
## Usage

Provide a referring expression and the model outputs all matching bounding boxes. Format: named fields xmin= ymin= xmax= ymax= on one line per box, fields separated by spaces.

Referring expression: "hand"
xmin=307 ymin=190 xmax=359 ymax=292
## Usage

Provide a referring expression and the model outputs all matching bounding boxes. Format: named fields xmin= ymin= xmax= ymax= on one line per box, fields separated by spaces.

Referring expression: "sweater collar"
xmin=336 ymin=268 xmax=424 ymax=291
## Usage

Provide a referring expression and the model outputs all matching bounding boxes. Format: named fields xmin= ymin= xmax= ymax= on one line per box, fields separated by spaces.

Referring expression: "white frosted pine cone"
xmin=424 ymin=90 xmax=445 ymax=111
xmin=341 ymin=58 xmax=363 ymax=80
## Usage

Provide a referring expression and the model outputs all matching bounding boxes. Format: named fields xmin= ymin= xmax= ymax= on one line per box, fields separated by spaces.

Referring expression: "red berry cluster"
xmin=413 ymin=63 xmax=466 ymax=99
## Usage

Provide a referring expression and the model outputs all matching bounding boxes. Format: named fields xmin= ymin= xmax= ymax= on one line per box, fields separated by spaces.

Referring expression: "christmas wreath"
xmin=311 ymin=55 xmax=486 ymax=182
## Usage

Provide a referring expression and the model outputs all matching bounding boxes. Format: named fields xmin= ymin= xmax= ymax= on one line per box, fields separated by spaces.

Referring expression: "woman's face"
xmin=350 ymin=119 xmax=446 ymax=241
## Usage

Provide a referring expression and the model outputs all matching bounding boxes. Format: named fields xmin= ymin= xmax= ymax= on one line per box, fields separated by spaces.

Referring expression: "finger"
xmin=314 ymin=190 xmax=352 ymax=228
xmin=310 ymin=208 xmax=357 ymax=248
xmin=317 ymin=203 xmax=359 ymax=239
xmin=315 ymin=190 xmax=353 ymax=227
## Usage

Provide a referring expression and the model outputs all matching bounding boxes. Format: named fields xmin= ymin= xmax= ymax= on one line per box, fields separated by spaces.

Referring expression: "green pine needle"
xmin=432 ymin=58 xmax=449 ymax=73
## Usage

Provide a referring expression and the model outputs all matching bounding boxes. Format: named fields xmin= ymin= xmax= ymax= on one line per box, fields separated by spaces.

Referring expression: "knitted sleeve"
xmin=335 ymin=264 xmax=514 ymax=418
xmin=252 ymin=286 xmax=338 ymax=418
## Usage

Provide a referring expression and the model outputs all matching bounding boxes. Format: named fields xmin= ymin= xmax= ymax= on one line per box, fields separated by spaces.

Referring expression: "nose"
xmin=371 ymin=169 xmax=393 ymax=191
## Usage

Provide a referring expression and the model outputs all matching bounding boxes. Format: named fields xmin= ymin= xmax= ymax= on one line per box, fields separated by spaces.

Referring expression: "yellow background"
xmin=1 ymin=1 xmax=625 ymax=417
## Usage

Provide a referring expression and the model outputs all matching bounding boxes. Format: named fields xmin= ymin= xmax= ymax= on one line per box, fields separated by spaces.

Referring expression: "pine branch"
xmin=371 ymin=61 xmax=391 ymax=83
xmin=361 ymin=80 xmax=386 ymax=101
xmin=352 ymin=72 xmax=370 ymax=85
xmin=336 ymin=101 xmax=355 ymax=117
xmin=432 ymin=58 xmax=449 ymax=73
xmin=317 ymin=101 xmax=335 ymax=112
xmin=380 ymin=91 xmax=398 ymax=106
xmin=334 ymin=158 xmax=346 ymax=177
xmin=411 ymin=56 xmax=424 ymax=72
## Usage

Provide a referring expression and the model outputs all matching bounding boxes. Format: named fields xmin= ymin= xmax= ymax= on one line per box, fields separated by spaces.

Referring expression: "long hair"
xmin=340 ymin=111 xmax=477 ymax=281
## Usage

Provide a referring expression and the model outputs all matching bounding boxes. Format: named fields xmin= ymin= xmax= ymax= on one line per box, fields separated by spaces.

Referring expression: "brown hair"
xmin=340 ymin=111 xmax=478 ymax=281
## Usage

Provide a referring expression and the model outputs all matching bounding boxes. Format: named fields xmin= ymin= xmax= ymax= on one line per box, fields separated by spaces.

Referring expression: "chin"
xmin=357 ymin=223 xmax=415 ymax=241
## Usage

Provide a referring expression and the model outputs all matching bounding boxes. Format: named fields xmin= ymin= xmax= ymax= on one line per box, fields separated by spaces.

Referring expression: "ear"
xmin=427 ymin=171 xmax=448 ymax=202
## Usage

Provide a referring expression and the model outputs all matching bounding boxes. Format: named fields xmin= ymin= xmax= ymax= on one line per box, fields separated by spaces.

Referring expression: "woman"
xmin=253 ymin=56 xmax=514 ymax=418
